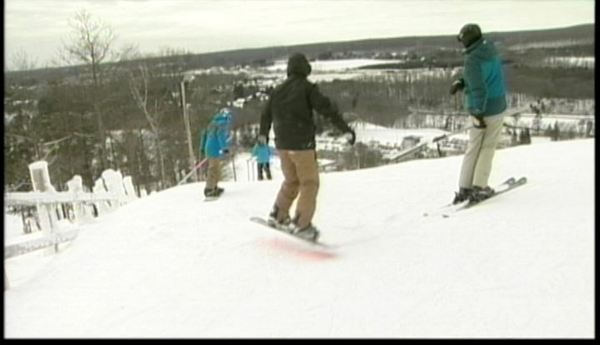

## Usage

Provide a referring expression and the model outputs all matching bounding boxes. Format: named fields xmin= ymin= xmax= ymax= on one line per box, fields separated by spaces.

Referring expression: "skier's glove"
xmin=257 ymin=135 xmax=267 ymax=145
xmin=472 ymin=116 xmax=486 ymax=129
xmin=449 ymin=78 xmax=465 ymax=95
xmin=343 ymin=130 xmax=356 ymax=145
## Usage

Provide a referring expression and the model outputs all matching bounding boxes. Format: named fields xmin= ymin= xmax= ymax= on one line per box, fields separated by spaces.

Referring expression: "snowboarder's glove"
xmin=449 ymin=78 xmax=465 ymax=95
xmin=258 ymin=135 xmax=267 ymax=145
xmin=343 ymin=130 xmax=356 ymax=145
xmin=220 ymin=148 xmax=230 ymax=155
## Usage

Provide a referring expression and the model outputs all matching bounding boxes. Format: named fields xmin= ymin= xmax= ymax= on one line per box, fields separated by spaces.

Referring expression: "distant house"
xmin=401 ymin=135 xmax=421 ymax=149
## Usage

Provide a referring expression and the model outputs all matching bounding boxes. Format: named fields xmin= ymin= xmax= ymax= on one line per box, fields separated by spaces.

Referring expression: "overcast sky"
xmin=4 ymin=0 xmax=595 ymax=69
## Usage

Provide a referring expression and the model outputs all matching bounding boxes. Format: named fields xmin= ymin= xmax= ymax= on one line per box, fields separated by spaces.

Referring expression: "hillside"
xmin=4 ymin=138 xmax=594 ymax=338
xmin=5 ymin=24 xmax=594 ymax=82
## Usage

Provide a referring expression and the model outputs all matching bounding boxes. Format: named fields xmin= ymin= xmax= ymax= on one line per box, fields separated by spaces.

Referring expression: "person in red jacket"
xmin=259 ymin=52 xmax=356 ymax=241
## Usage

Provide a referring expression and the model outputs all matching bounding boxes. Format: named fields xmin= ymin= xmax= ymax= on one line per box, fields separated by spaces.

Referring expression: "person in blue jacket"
xmin=199 ymin=108 xmax=232 ymax=197
xmin=251 ymin=137 xmax=275 ymax=180
xmin=449 ymin=23 xmax=508 ymax=204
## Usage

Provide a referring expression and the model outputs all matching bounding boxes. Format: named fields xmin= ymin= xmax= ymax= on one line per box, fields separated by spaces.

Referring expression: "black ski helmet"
xmin=457 ymin=23 xmax=482 ymax=48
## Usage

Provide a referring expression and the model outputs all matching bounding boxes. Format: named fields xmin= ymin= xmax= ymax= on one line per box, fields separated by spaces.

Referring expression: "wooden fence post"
xmin=92 ymin=177 xmax=111 ymax=216
xmin=101 ymin=169 xmax=127 ymax=207
xmin=123 ymin=176 xmax=138 ymax=202
xmin=28 ymin=161 xmax=58 ymax=236
xmin=66 ymin=175 xmax=92 ymax=223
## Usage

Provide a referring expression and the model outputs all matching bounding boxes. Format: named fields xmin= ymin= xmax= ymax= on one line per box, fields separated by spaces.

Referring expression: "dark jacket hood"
xmin=286 ymin=53 xmax=312 ymax=77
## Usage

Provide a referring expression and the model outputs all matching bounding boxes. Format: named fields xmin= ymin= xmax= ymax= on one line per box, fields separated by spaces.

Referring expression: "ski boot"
xmin=452 ymin=187 xmax=473 ymax=204
xmin=468 ymin=186 xmax=495 ymax=203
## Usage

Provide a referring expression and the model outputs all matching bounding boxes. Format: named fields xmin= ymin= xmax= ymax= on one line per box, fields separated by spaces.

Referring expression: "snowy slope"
xmin=4 ymin=139 xmax=595 ymax=338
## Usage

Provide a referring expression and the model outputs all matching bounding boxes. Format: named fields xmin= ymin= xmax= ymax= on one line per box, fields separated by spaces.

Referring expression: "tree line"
xmin=4 ymin=10 xmax=595 ymax=194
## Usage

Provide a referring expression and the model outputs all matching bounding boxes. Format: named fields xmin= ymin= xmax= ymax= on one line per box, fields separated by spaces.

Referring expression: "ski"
xmin=249 ymin=216 xmax=332 ymax=248
xmin=423 ymin=177 xmax=518 ymax=217
xmin=440 ymin=177 xmax=527 ymax=217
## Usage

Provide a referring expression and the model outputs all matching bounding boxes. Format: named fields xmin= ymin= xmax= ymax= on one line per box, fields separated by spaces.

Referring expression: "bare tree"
xmin=10 ymin=48 xmax=38 ymax=71
xmin=60 ymin=9 xmax=116 ymax=85
xmin=116 ymin=43 xmax=143 ymax=62
xmin=128 ymin=64 xmax=168 ymax=187
xmin=59 ymin=9 xmax=117 ymax=170
xmin=160 ymin=46 xmax=191 ymax=56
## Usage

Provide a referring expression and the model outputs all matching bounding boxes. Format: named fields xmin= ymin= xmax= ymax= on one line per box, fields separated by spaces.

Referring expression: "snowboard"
xmin=249 ymin=216 xmax=331 ymax=248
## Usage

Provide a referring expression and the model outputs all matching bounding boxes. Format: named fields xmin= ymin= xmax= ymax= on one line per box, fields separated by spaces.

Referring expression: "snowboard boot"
xmin=469 ymin=186 xmax=495 ymax=203
xmin=289 ymin=216 xmax=319 ymax=242
xmin=267 ymin=205 xmax=291 ymax=230
xmin=452 ymin=187 xmax=473 ymax=204
xmin=292 ymin=224 xmax=319 ymax=242
xmin=204 ymin=187 xmax=223 ymax=198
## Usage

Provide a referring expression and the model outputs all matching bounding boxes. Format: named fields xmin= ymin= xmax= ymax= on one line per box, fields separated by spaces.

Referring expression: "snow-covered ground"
xmin=189 ymin=58 xmax=405 ymax=83
xmin=4 ymin=213 xmax=23 ymax=238
xmin=264 ymin=58 xmax=404 ymax=73
xmin=542 ymin=56 xmax=595 ymax=69
xmin=256 ymin=58 xmax=454 ymax=83
xmin=352 ymin=121 xmax=447 ymax=146
xmin=4 ymin=138 xmax=595 ymax=338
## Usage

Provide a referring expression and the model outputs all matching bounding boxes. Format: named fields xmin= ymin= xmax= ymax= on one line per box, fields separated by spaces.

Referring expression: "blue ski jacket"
xmin=462 ymin=37 xmax=507 ymax=117
xmin=200 ymin=109 xmax=232 ymax=158
xmin=251 ymin=143 xmax=275 ymax=164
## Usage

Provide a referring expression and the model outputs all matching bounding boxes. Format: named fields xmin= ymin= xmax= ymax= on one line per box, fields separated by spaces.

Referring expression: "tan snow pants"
xmin=274 ymin=150 xmax=320 ymax=229
xmin=205 ymin=158 xmax=222 ymax=190
xmin=459 ymin=112 xmax=506 ymax=189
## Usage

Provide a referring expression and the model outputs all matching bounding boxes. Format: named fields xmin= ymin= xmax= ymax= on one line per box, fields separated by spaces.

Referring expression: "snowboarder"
xmin=199 ymin=108 xmax=232 ymax=198
xmin=251 ymin=137 xmax=275 ymax=181
xmin=449 ymin=23 xmax=508 ymax=204
xmin=259 ymin=52 xmax=356 ymax=241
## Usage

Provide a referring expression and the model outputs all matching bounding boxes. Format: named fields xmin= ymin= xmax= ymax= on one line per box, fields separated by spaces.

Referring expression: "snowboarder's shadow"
xmin=259 ymin=238 xmax=337 ymax=261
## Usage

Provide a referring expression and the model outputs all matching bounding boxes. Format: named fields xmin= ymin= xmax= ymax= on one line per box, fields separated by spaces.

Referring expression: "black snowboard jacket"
xmin=259 ymin=55 xmax=352 ymax=151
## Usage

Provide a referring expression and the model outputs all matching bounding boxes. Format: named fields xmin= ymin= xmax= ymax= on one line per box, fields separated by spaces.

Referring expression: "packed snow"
xmin=4 ymin=138 xmax=595 ymax=338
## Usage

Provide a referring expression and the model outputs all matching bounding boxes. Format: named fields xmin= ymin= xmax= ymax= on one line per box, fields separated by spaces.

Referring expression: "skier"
xmin=251 ymin=137 xmax=275 ymax=181
xmin=259 ymin=52 xmax=356 ymax=241
xmin=199 ymin=108 xmax=232 ymax=198
xmin=449 ymin=23 xmax=508 ymax=204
